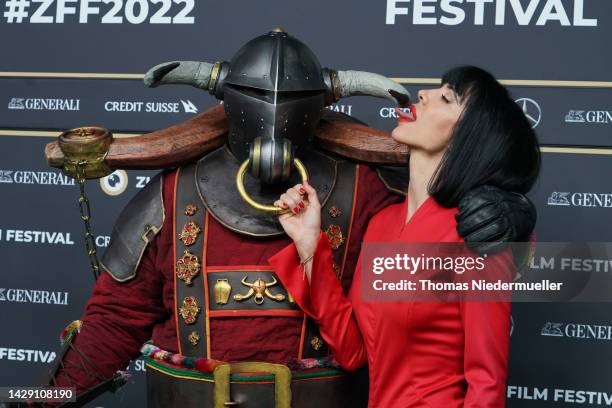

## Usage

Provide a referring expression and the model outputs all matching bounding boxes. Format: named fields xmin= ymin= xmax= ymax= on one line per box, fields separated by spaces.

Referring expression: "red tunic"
xmin=268 ymin=196 xmax=512 ymax=408
xmin=53 ymin=165 xmax=401 ymax=394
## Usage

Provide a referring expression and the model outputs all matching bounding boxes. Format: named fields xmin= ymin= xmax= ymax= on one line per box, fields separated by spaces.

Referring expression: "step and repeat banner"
xmin=0 ymin=1 xmax=610 ymax=406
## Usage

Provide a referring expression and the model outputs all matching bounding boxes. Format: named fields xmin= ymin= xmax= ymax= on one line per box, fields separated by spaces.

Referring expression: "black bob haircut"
xmin=428 ymin=65 xmax=541 ymax=208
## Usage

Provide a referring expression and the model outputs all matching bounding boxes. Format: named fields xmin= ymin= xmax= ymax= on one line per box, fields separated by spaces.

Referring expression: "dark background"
xmin=1 ymin=0 xmax=611 ymax=406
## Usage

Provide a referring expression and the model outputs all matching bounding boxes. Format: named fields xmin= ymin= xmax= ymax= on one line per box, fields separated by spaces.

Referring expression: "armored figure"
xmin=38 ymin=29 xmax=536 ymax=407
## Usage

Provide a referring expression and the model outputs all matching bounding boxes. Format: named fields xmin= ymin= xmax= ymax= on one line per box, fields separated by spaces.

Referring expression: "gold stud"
xmin=179 ymin=296 xmax=201 ymax=325
xmin=184 ymin=204 xmax=198 ymax=216
xmin=311 ymin=336 xmax=324 ymax=351
xmin=328 ymin=206 xmax=342 ymax=218
xmin=333 ymin=263 xmax=341 ymax=279
xmin=325 ymin=224 xmax=345 ymax=250
xmin=188 ymin=331 xmax=200 ymax=346
xmin=177 ymin=250 xmax=200 ymax=286
xmin=179 ymin=221 xmax=201 ymax=246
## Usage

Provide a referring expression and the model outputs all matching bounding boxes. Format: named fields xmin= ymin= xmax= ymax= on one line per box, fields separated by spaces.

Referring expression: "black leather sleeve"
xmin=456 ymin=185 xmax=537 ymax=254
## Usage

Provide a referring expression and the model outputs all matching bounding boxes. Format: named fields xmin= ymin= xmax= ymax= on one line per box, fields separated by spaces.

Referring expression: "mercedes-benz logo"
xmin=515 ymin=98 xmax=541 ymax=128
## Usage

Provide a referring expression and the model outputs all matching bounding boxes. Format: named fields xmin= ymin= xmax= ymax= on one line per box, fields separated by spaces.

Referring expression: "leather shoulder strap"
xmin=301 ymin=159 xmax=358 ymax=359
xmin=173 ymin=163 xmax=210 ymax=357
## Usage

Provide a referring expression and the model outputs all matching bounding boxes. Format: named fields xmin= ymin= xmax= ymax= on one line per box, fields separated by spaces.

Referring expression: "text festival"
xmin=386 ymin=0 xmax=598 ymax=26
xmin=508 ymin=386 xmax=612 ymax=405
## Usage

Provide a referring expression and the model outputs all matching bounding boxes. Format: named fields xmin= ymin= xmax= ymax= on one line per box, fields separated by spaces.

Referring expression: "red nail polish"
xmin=299 ymin=202 xmax=305 ymax=209
xmin=299 ymin=188 xmax=306 ymax=194
xmin=293 ymin=207 xmax=299 ymax=213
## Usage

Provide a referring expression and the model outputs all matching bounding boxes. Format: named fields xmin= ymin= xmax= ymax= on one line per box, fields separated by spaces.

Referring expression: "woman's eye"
xmin=442 ymin=94 xmax=450 ymax=103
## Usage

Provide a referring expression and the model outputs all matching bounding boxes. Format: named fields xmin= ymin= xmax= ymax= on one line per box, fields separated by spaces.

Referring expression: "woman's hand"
xmin=274 ymin=180 xmax=321 ymax=261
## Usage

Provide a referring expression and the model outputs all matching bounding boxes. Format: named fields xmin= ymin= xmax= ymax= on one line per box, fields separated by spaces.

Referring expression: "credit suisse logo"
xmin=104 ymin=99 xmax=199 ymax=114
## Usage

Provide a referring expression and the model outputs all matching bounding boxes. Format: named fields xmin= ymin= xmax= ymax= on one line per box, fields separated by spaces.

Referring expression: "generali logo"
xmin=541 ymin=321 xmax=612 ymax=341
xmin=0 ymin=287 xmax=69 ymax=306
xmin=0 ymin=169 xmax=75 ymax=186
xmin=8 ymin=97 xmax=80 ymax=111
xmin=547 ymin=192 xmax=612 ymax=208
xmin=565 ymin=110 xmax=612 ymax=124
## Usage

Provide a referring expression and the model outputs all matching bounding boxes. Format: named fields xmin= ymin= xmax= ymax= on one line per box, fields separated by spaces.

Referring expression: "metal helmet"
xmin=144 ymin=28 xmax=410 ymax=184
xmin=221 ymin=28 xmax=328 ymax=184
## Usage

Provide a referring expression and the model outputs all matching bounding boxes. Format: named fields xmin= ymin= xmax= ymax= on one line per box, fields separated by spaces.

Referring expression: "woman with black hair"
xmin=268 ymin=66 xmax=541 ymax=407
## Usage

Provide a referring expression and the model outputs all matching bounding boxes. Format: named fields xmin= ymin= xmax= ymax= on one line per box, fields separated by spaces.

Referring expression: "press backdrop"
xmin=0 ymin=1 xmax=611 ymax=406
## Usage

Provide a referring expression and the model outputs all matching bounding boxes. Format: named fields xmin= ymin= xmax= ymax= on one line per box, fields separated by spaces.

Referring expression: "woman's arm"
xmin=461 ymin=252 xmax=513 ymax=407
xmin=269 ymin=231 xmax=368 ymax=371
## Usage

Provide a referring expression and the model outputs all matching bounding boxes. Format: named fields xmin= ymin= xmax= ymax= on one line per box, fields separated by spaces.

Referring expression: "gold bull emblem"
xmin=233 ymin=276 xmax=286 ymax=305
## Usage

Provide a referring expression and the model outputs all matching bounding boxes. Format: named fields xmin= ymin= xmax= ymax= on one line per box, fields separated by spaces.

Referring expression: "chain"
xmin=75 ymin=160 xmax=101 ymax=281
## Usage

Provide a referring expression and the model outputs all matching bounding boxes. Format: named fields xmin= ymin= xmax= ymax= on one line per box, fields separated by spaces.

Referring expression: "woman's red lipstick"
xmin=396 ymin=104 xmax=417 ymax=123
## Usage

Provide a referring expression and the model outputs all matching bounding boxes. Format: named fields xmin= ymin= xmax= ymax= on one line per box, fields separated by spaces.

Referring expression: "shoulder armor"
xmin=376 ymin=165 xmax=408 ymax=196
xmin=100 ymin=172 xmax=165 ymax=282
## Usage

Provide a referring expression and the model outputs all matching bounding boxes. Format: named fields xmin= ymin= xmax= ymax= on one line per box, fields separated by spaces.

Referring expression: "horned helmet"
xmin=144 ymin=28 xmax=410 ymax=184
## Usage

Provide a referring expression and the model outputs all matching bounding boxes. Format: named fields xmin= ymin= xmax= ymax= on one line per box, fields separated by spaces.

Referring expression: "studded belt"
xmin=145 ymin=356 xmax=368 ymax=408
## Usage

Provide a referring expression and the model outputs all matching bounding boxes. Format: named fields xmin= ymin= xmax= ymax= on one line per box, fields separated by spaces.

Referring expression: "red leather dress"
xmin=269 ymin=196 xmax=511 ymax=408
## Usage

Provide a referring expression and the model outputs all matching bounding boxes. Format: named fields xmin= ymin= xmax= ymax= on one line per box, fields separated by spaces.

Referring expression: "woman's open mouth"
xmin=396 ymin=104 xmax=417 ymax=123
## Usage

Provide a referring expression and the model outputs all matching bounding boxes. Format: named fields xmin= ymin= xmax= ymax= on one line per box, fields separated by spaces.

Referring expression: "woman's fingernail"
xmin=299 ymin=188 xmax=306 ymax=194
xmin=281 ymin=203 xmax=288 ymax=208
xmin=293 ymin=207 xmax=299 ymax=213
xmin=299 ymin=202 xmax=305 ymax=209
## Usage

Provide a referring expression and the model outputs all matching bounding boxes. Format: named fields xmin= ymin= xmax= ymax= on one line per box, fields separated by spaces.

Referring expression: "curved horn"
xmin=332 ymin=70 xmax=411 ymax=107
xmin=143 ymin=60 xmax=217 ymax=91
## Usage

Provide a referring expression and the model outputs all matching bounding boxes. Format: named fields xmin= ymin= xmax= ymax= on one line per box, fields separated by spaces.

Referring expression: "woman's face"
xmin=391 ymin=84 xmax=465 ymax=154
